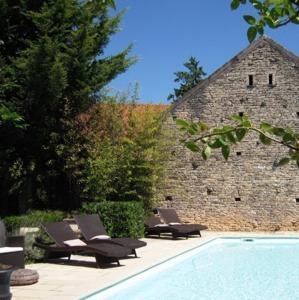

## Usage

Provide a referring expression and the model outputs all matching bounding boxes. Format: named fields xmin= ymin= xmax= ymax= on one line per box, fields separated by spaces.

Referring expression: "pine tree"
xmin=168 ymin=56 xmax=206 ymax=102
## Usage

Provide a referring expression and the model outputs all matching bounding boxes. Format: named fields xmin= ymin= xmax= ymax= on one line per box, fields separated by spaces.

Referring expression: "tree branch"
xmin=250 ymin=127 xmax=298 ymax=150
xmin=189 ymin=125 xmax=299 ymax=151
xmin=192 ymin=128 xmax=237 ymax=143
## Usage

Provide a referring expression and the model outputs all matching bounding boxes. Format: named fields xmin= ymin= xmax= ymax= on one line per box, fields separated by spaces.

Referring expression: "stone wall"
xmin=158 ymin=37 xmax=299 ymax=231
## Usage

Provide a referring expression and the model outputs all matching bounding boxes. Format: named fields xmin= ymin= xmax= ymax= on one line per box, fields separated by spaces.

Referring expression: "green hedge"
xmin=3 ymin=210 xmax=66 ymax=264
xmin=81 ymin=201 xmax=145 ymax=238
xmin=3 ymin=210 xmax=66 ymax=233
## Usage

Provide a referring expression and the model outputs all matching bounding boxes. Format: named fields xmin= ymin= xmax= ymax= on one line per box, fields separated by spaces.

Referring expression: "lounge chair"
xmin=144 ymin=216 xmax=173 ymax=237
xmin=157 ymin=208 xmax=208 ymax=237
xmin=74 ymin=214 xmax=146 ymax=257
xmin=0 ymin=220 xmax=25 ymax=268
xmin=34 ymin=221 xmax=131 ymax=267
xmin=144 ymin=215 xmax=204 ymax=239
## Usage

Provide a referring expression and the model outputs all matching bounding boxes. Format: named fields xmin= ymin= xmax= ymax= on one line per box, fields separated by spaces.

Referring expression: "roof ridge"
xmin=170 ymin=36 xmax=299 ymax=112
xmin=261 ymin=35 xmax=299 ymax=65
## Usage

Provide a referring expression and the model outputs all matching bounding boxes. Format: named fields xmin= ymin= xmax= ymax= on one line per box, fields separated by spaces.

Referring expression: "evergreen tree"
xmin=168 ymin=56 xmax=206 ymax=102
xmin=0 ymin=0 xmax=45 ymax=60
xmin=0 ymin=0 xmax=135 ymax=213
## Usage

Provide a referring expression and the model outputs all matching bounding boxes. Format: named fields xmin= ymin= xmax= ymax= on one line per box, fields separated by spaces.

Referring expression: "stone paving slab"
xmin=11 ymin=231 xmax=299 ymax=300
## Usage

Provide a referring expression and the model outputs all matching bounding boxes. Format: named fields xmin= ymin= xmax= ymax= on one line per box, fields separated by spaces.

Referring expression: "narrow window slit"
xmin=269 ymin=74 xmax=273 ymax=85
xmin=235 ymin=197 xmax=241 ymax=202
xmin=165 ymin=196 xmax=173 ymax=201
xmin=248 ymin=75 xmax=253 ymax=86
xmin=236 ymin=151 xmax=242 ymax=156
xmin=207 ymin=188 xmax=213 ymax=195
xmin=239 ymin=112 xmax=244 ymax=117
xmin=296 ymin=112 xmax=299 ymax=118
xmin=296 ymin=198 xmax=299 ymax=204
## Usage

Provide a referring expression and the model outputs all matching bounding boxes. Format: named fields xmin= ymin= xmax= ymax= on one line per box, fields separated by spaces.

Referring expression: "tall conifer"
xmin=0 ymin=0 xmax=134 ymax=212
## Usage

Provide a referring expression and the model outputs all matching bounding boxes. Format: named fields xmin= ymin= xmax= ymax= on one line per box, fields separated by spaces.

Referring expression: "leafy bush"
xmin=3 ymin=210 xmax=66 ymax=263
xmin=81 ymin=201 xmax=145 ymax=238
xmin=3 ymin=210 xmax=66 ymax=233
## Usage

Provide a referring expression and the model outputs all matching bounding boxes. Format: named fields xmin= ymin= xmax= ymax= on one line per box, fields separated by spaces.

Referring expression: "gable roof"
xmin=171 ymin=36 xmax=299 ymax=111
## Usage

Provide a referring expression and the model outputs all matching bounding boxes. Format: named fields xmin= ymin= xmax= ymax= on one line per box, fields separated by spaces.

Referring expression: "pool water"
xmin=83 ymin=238 xmax=299 ymax=300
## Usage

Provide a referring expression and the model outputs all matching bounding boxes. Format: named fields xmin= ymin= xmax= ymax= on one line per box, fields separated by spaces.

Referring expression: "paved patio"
xmin=11 ymin=231 xmax=299 ymax=300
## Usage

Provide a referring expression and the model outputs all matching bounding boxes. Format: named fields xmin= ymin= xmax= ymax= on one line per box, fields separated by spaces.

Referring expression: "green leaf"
xmin=256 ymin=22 xmax=265 ymax=35
xmin=267 ymin=0 xmax=285 ymax=4
xmin=252 ymin=1 xmax=263 ymax=10
xmin=231 ymin=114 xmax=243 ymax=123
xmin=289 ymin=149 xmax=299 ymax=160
xmin=187 ymin=127 xmax=198 ymax=135
xmin=222 ymin=125 xmax=234 ymax=131
xmin=231 ymin=0 xmax=240 ymax=10
xmin=273 ymin=6 xmax=284 ymax=17
xmin=236 ymin=128 xmax=247 ymax=141
xmin=259 ymin=133 xmax=272 ymax=145
xmin=243 ymin=15 xmax=256 ymax=25
xmin=242 ymin=119 xmax=252 ymax=128
xmin=247 ymin=26 xmax=257 ymax=42
xmin=291 ymin=16 xmax=299 ymax=25
xmin=226 ymin=132 xmax=237 ymax=144
xmin=213 ymin=128 xmax=226 ymax=134
xmin=277 ymin=157 xmax=290 ymax=166
xmin=260 ymin=122 xmax=273 ymax=133
xmin=105 ymin=0 xmax=116 ymax=9
xmin=187 ymin=123 xmax=201 ymax=135
xmin=282 ymin=133 xmax=295 ymax=143
xmin=221 ymin=145 xmax=230 ymax=160
xmin=264 ymin=16 xmax=276 ymax=28
xmin=176 ymin=119 xmax=189 ymax=128
xmin=185 ymin=141 xmax=200 ymax=152
xmin=209 ymin=138 xmax=226 ymax=149
xmin=285 ymin=126 xmax=295 ymax=135
xmin=202 ymin=145 xmax=211 ymax=160
xmin=272 ymin=127 xmax=285 ymax=137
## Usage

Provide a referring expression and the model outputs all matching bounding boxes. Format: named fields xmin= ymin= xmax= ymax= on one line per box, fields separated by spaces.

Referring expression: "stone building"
xmin=160 ymin=36 xmax=299 ymax=231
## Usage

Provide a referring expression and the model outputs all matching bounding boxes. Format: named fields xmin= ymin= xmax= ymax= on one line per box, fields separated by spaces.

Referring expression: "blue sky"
xmin=106 ymin=1 xmax=298 ymax=103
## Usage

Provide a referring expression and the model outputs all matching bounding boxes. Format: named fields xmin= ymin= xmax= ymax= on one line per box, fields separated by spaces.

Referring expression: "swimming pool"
xmin=83 ymin=237 xmax=299 ymax=300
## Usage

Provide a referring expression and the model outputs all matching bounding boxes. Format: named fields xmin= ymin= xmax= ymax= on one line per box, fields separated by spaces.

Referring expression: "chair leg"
xmin=95 ymin=254 xmax=120 ymax=268
xmin=132 ymin=249 xmax=137 ymax=258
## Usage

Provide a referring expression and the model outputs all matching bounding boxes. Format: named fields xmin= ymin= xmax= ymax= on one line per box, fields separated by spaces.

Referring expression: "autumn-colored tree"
xmin=81 ymin=93 xmax=169 ymax=208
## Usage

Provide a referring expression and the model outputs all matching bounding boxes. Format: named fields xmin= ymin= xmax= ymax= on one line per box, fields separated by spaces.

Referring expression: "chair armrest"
xmin=6 ymin=235 xmax=25 ymax=248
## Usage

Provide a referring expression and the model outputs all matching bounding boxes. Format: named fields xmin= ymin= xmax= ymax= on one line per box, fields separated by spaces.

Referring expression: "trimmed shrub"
xmin=3 ymin=210 xmax=66 ymax=233
xmin=81 ymin=201 xmax=145 ymax=238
